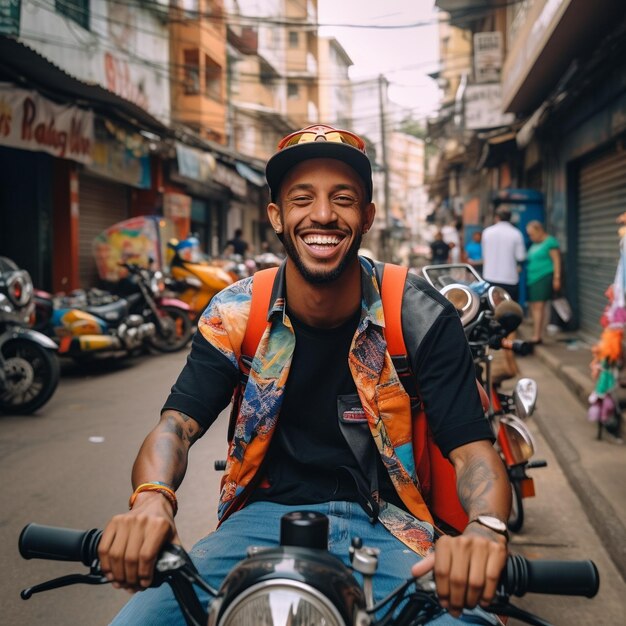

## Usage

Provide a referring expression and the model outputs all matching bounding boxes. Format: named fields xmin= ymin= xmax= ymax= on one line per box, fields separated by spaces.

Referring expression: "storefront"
xmin=0 ymin=83 xmax=93 ymax=290
xmin=573 ymin=144 xmax=626 ymax=338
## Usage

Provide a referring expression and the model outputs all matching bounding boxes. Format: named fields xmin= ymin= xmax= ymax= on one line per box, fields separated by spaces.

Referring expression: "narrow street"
xmin=0 ymin=349 xmax=623 ymax=625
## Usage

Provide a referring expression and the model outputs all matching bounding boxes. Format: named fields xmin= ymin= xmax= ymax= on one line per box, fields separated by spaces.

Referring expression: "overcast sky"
xmin=317 ymin=0 xmax=442 ymax=120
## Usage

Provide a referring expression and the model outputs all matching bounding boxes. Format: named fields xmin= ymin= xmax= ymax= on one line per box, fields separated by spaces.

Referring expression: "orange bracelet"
xmin=129 ymin=482 xmax=178 ymax=516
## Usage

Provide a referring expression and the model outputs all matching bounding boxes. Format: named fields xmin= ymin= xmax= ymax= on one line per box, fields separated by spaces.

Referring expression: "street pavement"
xmin=1 ymin=344 xmax=624 ymax=624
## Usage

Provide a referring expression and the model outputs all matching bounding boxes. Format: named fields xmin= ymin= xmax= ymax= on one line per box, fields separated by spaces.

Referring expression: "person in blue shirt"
xmin=465 ymin=230 xmax=483 ymax=274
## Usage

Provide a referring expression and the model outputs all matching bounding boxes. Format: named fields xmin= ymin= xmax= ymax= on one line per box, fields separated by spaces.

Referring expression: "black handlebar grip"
xmin=19 ymin=524 xmax=102 ymax=567
xmin=504 ymin=554 xmax=599 ymax=598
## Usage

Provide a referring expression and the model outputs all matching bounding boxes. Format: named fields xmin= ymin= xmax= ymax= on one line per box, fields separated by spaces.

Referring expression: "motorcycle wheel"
xmin=148 ymin=306 xmax=192 ymax=353
xmin=0 ymin=339 xmax=60 ymax=414
xmin=508 ymin=480 xmax=524 ymax=533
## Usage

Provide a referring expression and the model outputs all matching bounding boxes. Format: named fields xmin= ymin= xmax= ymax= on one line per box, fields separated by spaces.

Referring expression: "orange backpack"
xmin=234 ymin=263 xmax=469 ymax=533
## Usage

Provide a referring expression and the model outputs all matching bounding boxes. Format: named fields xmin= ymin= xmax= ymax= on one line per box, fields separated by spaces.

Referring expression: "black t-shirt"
xmin=162 ymin=278 xmax=493 ymax=511
xmin=430 ymin=240 xmax=450 ymax=264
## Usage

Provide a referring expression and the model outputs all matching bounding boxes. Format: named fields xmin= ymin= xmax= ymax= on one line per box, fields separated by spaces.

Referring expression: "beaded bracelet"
xmin=129 ymin=482 xmax=178 ymax=516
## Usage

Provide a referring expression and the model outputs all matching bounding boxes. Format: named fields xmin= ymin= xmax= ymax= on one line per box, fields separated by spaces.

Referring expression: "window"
xmin=183 ymin=49 xmax=200 ymax=95
xmin=204 ymin=55 xmax=222 ymax=101
xmin=55 ymin=0 xmax=89 ymax=30
xmin=288 ymin=82 xmax=299 ymax=99
xmin=289 ymin=31 xmax=299 ymax=48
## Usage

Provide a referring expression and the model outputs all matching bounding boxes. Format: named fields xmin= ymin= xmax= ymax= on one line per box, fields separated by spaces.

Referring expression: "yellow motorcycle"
xmin=166 ymin=239 xmax=234 ymax=323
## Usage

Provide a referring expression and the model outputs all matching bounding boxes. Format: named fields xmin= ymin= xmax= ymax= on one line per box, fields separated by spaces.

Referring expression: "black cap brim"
xmin=265 ymin=141 xmax=373 ymax=203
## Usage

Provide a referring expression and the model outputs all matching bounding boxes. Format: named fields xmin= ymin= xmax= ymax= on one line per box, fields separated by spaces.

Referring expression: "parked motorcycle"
xmin=19 ymin=511 xmax=599 ymax=625
xmin=34 ymin=262 xmax=192 ymax=361
xmin=166 ymin=239 xmax=234 ymax=323
xmin=0 ymin=257 xmax=59 ymax=414
xmin=422 ymin=263 xmax=545 ymax=533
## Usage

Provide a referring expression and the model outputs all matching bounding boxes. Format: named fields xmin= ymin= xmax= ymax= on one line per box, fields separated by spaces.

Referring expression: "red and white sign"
xmin=0 ymin=83 xmax=93 ymax=163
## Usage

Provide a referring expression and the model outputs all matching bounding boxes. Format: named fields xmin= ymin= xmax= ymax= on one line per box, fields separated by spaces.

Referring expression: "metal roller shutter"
xmin=577 ymin=148 xmax=626 ymax=337
xmin=78 ymin=174 xmax=129 ymax=288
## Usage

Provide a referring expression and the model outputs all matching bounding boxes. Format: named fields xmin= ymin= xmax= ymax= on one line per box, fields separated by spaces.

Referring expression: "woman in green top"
xmin=526 ymin=221 xmax=562 ymax=343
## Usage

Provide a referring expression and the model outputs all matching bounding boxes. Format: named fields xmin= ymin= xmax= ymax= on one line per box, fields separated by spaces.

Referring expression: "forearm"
xmin=131 ymin=409 xmax=205 ymax=490
xmin=451 ymin=440 xmax=511 ymax=522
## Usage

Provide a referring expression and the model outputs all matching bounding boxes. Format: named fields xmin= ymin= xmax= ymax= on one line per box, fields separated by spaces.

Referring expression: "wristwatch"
xmin=469 ymin=515 xmax=509 ymax=541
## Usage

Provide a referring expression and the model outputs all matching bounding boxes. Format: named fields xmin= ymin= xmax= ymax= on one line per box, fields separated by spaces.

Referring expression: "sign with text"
xmin=464 ymin=84 xmax=515 ymax=130
xmin=474 ymin=32 xmax=503 ymax=84
xmin=0 ymin=83 xmax=93 ymax=163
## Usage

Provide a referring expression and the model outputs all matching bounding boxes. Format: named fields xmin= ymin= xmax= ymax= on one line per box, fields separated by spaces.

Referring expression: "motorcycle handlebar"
xmin=19 ymin=524 xmax=102 ymax=567
xmin=19 ymin=524 xmax=599 ymax=599
xmin=504 ymin=554 xmax=599 ymax=598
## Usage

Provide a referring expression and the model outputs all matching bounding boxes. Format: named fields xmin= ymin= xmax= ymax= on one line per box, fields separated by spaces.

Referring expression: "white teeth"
xmin=303 ymin=235 xmax=341 ymax=245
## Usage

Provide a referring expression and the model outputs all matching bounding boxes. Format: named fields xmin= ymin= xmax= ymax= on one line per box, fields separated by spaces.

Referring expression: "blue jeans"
xmin=110 ymin=501 xmax=499 ymax=625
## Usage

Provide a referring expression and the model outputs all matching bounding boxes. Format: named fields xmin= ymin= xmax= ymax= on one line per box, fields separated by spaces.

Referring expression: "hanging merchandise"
xmin=588 ymin=215 xmax=626 ymax=441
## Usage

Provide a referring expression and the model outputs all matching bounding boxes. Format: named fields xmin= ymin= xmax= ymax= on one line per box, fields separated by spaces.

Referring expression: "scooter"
xmin=166 ymin=239 xmax=234 ymax=322
xmin=0 ymin=257 xmax=59 ymax=414
xmin=19 ymin=511 xmax=600 ymax=626
xmin=422 ymin=263 xmax=545 ymax=533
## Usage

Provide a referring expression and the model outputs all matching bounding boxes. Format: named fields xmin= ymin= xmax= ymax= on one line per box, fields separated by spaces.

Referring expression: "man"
xmin=430 ymin=230 xmax=452 ymax=265
xmin=99 ymin=124 xmax=510 ymax=624
xmin=481 ymin=207 xmax=526 ymax=302
xmin=225 ymin=227 xmax=249 ymax=256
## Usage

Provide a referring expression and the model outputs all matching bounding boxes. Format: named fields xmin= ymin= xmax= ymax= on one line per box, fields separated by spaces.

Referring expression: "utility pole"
xmin=378 ymin=73 xmax=392 ymax=260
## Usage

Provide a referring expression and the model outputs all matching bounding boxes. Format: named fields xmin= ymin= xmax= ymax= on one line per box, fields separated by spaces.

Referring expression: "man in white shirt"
xmin=481 ymin=207 xmax=527 ymax=301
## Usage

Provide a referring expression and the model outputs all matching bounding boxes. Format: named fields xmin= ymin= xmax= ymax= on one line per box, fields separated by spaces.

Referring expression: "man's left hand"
xmin=411 ymin=528 xmax=507 ymax=617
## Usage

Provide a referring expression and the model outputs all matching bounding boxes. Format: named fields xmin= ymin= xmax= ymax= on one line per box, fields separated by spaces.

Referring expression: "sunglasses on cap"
xmin=277 ymin=124 xmax=366 ymax=152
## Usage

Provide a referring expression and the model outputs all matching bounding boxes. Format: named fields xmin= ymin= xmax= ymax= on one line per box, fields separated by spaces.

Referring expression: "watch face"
xmin=477 ymin=515 xmax=507 ymax=533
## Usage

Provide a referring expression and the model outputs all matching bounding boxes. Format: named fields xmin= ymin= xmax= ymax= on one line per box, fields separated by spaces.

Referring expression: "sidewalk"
xmin=515 ymin=321 xmax=626 ymax=581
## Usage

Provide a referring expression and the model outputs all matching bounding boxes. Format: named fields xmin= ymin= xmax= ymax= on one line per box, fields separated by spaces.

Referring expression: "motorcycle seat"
xmin=83 ymin=299 xmax=130 ymax=323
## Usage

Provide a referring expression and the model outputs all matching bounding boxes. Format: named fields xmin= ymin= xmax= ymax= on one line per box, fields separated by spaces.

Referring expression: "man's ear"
xmin=267 ymin=202 xmax=283 ymax=234
xmin=363 ymin=202 xmax=376 ymax=234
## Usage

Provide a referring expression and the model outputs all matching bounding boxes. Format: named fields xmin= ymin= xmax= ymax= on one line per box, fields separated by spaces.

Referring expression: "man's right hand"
xmin=98 ymin=491 xmax=180 ymax=592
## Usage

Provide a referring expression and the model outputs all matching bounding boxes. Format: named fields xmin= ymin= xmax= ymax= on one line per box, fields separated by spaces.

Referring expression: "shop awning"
xmin=0 ymin=37 xmax=167 ymax=134
xmin=235 ymin=161 xmax=266 ymax=187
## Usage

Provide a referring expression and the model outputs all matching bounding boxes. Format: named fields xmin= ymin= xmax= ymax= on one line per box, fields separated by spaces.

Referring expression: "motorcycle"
xmin=0 ymin=257 xmax=59 ymax=414
xmin=19 ymin=510 xmax=599 ymax=626
xmin=166 ymin=239 xmax=234 ymax=323
xmin=421 ymin=264 xmax=545 ymax=533
xmin=34 ymin=262 xmax=192 ymax=360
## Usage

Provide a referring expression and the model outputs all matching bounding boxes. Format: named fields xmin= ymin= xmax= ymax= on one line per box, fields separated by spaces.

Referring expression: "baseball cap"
xmin=265 ymin=124 xmax=373 ymax=203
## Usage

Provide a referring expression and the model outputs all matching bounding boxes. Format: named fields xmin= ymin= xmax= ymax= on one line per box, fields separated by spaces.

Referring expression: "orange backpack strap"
xmin=380 ymin=263 xmax=408 ymax=355
xmin=240 ymin=267 xmax=279 ymax=368
xmin=228 ymin=267 xmax=278 ymax=442
xmin=378 ymin=261 xmax=468 ymax=533
xmin=379 ymin=263 xmax=421 ymax=409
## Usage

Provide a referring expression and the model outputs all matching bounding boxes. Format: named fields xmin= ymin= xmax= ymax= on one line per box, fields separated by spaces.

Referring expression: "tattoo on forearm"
xmin=162 ymin=411 xmax=205 ymax=446
xmin=457 ymin=457 xmax=498 ymax=518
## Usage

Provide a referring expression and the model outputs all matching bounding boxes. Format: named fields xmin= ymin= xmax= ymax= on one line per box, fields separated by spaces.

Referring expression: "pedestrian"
xmin=429 ymin=230 xmax=452 ymax=264
xmin=481 ymin=206 xmax=526 ymax=302
xmin=224 ymin=228 xmax=249 ymax=257
xmin=98 ymin=123 xmax=510 ymax=625
xmin=465 ymin=230 xmax=483 ymax=274
xmin=441 ymin=220 xmax=461 ymax=263
xmin=525 ymin=220 xmax=562 ymax=344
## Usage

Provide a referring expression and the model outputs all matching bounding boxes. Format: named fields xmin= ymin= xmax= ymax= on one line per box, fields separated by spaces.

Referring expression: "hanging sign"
xmin=0 ymin=83 xmax=93 ymax=163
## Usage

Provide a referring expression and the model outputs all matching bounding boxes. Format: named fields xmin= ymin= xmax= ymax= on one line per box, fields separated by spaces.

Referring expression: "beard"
xmin=281 ymin=227 xmax=363 ymax=284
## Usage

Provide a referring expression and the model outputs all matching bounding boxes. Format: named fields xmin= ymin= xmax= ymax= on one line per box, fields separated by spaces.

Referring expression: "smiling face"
xmin=267 ymin=158 xmax=375 ymax=285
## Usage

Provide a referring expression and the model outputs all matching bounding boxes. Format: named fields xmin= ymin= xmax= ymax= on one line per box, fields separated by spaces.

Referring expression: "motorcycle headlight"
xmin=440 ymin=284 xmax=479 ymax=326
xmin=209 ymin=546 xmax=366 ymax=626
xmin=500 ymin=415 xmax=536 ymax=464
xmin=514 ymin=378 xmax=538 ymax=419
xmin=7 ymin=270 xmax=33 ymax=307
xmin=218 ymin=580 xmax=345 ymax=626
